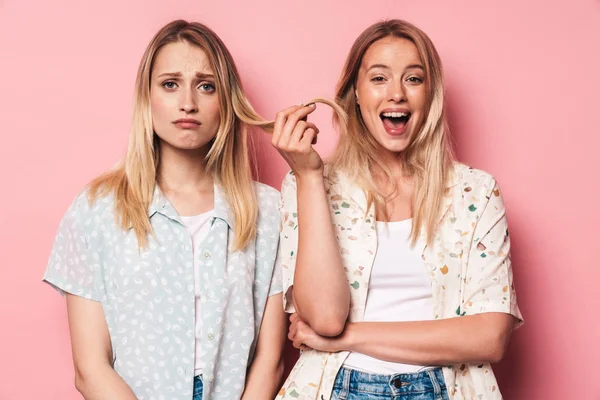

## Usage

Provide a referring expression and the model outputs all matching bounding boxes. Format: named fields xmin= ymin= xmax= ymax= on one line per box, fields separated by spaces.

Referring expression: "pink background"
xmin=1 ymin=1 xmax=599 ymax=399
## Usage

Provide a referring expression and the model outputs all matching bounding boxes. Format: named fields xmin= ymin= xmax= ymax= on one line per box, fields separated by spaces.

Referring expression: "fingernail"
xmin=296 ymin=103 xmax=304 ymax=107
xmin=306 ymin=103 xmax=316 ymax=107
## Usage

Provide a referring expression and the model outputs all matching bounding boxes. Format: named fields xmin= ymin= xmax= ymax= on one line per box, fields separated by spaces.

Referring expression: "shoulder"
xmin=253 ymin=181 xmax=280 ymax=206
xmin=452 ymin=162 xmax=498 ymax=195
xmin=450 ymin=163 xmax=506 ymax=218
xmin=253 ymin=181 xmax=280 ymax=228
xmin=63 ymin=187 xmax=117 ymax=233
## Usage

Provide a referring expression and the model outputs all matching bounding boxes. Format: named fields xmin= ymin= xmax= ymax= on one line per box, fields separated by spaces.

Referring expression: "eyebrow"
xmin=366 ymin=63 xmax=425 ymax=72
xmin=156 ymin=72 xmax=215 ymax=79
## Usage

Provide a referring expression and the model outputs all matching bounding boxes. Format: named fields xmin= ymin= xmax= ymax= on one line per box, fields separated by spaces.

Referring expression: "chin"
xmin=178 ymin=141 xmax=212 ymax=151
xmin=158 ymin=136 xmax=211 ymax=152
xmin=377 ymin=137 xmax=410 ymax=154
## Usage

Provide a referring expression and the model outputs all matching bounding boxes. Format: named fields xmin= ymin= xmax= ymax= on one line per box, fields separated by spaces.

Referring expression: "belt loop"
xmin=426 ymin=369 xmax=443 ymax=399
xmin=339 ymin=367 xmax=351 ymax=400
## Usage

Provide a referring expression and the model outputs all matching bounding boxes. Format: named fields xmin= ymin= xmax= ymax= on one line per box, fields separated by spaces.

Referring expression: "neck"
xmin=156 ymin=140 xmax=214 ymax=193
xmin=374 ymin=149 xmax=408 ymax=179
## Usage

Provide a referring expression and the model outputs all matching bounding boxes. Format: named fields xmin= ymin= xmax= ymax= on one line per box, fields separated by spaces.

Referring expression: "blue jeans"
xmin=330 ymin=367 xmax=449 ymax=400
xmin=193 ymin=375 xmax=203 ymax=400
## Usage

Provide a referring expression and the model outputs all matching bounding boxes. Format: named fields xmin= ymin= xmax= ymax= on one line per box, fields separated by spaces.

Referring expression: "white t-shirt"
xmin=180 ymin=210 xmax=215 ymax=376
xmin=343 ymin=219 xmax=435 ymax=374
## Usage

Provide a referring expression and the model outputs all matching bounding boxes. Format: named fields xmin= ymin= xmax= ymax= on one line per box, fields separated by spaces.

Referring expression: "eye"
xmin=371 ymin=76 xmax=386 ymax=83
xmin=199 ymin=82 xmax=216 ymax=92
xmin=406 ymin=76 xmax=423 ymax=84
xmin=161 ymin=81 xmax=178 ymax=90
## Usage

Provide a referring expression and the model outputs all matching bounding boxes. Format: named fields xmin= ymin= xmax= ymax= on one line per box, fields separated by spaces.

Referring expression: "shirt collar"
xmin=334 ymin=162 xmax=467 ymax=213
xmin=148 ymin=183 xmax=234 ymax=228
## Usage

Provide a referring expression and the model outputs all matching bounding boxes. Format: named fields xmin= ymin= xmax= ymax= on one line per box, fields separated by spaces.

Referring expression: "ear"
xmin=354 ymin=87 xmax=359 ymax=104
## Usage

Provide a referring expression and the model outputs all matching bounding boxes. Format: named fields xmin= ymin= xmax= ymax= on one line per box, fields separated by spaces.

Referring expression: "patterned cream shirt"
xmin=277 ymin=163 xmax=523 ymax=400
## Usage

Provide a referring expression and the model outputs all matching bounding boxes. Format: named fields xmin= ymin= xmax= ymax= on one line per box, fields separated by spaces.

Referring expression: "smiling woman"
xmin=354 ymin=37 xmax=428 ymax=154
xmin=42 ymin=20 xmax=287 ymax=400
xmin=273 ymin=19 xmax=523 ymax=400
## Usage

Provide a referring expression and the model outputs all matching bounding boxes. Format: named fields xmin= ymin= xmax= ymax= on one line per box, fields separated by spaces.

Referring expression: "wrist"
xmin=295 ymin=170 xmax=324 ymax=186
xmin=336 ymin=322 xmax=356 ymax=352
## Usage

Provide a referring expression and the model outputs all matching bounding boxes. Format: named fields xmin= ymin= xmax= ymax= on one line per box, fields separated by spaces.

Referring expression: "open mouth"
xmin=380 ymin=111 xmax=411 ymax=130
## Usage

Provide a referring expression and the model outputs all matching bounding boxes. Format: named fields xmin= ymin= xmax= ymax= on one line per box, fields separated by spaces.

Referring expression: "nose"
xmin=180 ymin=88 xmax=198 ymax=113
xmin=389 ymin=79 xmax=406 ymax=103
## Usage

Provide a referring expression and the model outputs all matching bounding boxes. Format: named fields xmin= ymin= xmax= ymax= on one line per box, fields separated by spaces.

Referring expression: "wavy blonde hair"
xmin=88 ymin=20 xmax=345 ymax=251
xmin=331 ymin=19 xmax=455 ymax=246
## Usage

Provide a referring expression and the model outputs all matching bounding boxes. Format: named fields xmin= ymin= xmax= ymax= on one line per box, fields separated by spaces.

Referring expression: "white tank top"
xmin=343 ymin=219 xmax=435 ymax=374
xmin=180 ymin=210 xmax=214 ymax=377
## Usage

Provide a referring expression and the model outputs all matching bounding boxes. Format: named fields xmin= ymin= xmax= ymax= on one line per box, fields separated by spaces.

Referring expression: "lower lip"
xmin=382 ymin=119 xmax=408 ymax=136
xmin=174 ymin=122 xmax=200 ymax=129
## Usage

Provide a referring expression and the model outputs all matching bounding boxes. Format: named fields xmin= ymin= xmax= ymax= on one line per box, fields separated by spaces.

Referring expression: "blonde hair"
xmin=331 ymin=19 xmax=455 ymax=245
xmin=88 ymin=20 xmax=345 ymax=250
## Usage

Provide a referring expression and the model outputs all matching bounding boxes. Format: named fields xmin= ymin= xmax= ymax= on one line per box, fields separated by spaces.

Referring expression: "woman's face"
xmin=355 ymin=36 xmax=428 ymax=157
xmin=150 ymin=40 xmax=221 ymax=153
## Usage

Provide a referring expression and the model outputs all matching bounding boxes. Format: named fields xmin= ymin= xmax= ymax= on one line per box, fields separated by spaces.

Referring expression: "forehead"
xmin=361 ymin=36 xmax=422 ymax=69
xmin=152 ymin=40 xmax=214 ymax=76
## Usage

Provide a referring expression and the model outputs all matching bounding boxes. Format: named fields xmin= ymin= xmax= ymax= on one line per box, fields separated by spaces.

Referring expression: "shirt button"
xmin=206 ymin=293 xmax=212 ymax=299
xmin=207 ymin=333 xmax=214 ymax=340
xmin=209 ymin=375 xmax=214 ymax=383
xmin=203 ymin=251 xmax=211 ymax=259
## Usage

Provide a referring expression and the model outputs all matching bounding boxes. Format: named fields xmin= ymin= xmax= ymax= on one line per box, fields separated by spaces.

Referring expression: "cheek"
xmin=203 ymin=98 xmax=221 ymax=125
xmin=358 ymin=85 xmax=384 ymax=110
xmin=150 ymin=93 xmax=171 ymax=122
xmin=407 ymin=87 xmax=428 ymax=112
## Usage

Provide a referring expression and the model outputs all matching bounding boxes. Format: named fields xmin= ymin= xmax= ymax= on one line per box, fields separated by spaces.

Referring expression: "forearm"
xmin=293 ymin=173 xmax=349 ymax=336
xmin=241 ymin=353 xmax=284 ymax=400
xmin=75 ymin=364 xmax=137 ymax=400
xmin=241 ymin=292 xmax=286 ymax=399
xmin=339 ymin=314 xmax=514 ymax=365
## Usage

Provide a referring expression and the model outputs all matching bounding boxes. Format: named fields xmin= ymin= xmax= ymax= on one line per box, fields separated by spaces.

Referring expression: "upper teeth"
xmin=382 ymin=112 xmax=409 ymax=118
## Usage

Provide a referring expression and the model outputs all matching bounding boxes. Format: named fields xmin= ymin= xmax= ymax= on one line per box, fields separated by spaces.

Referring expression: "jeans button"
xmin=392 ymin=378 xmax=403 ymax=388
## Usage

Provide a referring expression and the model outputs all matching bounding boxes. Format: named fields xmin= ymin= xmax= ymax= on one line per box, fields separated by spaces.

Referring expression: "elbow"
xmin=296 ymin=305 xmax=348 ymax=337
xmin=483 ymin=332 xmax=510 ymax=364
xmin=294 ymin=299 xmax=349 ymax=337
xmin=74 ymin=361 xmax=109 ymax=396
xmin=487 ymin=341 xmax=508 ymax=364
xmin=73 ymin=365 xmax=90 ymax=395
xmin=487 ymin=346 xmax=506 ymax=364
xmin=473 ymin=313 xmax=514 ymax=364
xmin=309 ymin=314 xmax=347 ymax=337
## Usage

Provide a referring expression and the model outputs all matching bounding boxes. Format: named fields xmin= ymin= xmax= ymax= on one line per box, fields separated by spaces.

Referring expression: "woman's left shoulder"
xmin=451 ymin=162 xmax=499 ymax=193
xmin=253 ymin=181 xmax=280 ymax=227
xmin=253 ymin=181 xmax=280 ymax=205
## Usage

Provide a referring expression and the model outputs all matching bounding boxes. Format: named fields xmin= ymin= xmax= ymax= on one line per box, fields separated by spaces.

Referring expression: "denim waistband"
xmin=333 ymin=366 xmax=447 ymax=398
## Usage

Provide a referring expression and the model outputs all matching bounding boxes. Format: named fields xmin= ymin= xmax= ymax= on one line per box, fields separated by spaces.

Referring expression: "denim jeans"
xmin=193 ymin=375 xmax=203 ymax=400
xmin=330 ymin=367 xmax=449 ymax=400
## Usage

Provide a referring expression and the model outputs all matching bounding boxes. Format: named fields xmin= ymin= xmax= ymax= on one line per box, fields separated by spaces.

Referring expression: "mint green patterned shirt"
xmin=44 ymin=182 xmax=282 ymax=400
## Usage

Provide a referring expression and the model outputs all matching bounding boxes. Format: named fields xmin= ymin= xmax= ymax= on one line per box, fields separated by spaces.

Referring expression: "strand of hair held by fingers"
xmin=243 ymin=97 xmax=348 ymax=135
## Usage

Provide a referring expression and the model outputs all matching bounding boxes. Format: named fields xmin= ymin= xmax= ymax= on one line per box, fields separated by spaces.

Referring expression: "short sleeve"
xmin=462 ymin=179 xmax=523 ymax=327
xmin=268 ymin=252 xmax=283 ymax=297
xmin=278 ymin=172 xmax=299 ymax=313
xmin=43 ymin=195 xmax=103 ymax=302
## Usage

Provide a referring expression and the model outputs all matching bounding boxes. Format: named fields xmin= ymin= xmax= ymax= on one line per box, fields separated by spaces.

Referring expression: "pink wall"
xmin=1 ymin=1 xmax=599 ymax=398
